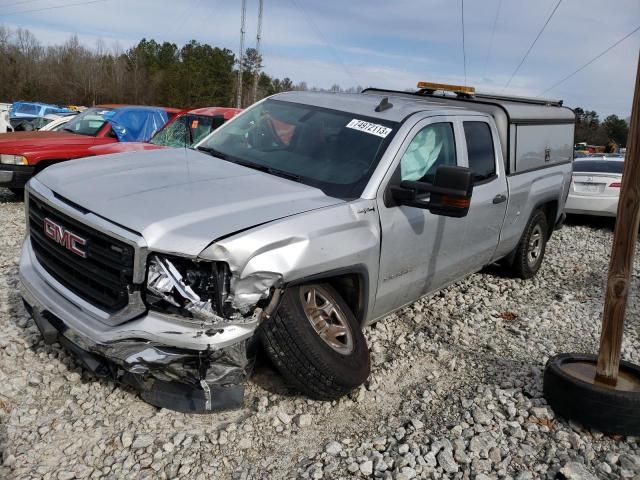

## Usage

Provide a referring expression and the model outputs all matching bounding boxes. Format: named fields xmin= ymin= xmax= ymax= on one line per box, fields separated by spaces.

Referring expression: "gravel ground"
xmin=1 ymin=186 xmax=640 ymax=480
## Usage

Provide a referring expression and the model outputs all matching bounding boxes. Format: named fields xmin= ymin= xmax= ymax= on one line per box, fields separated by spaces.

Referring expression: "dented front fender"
xmin=199 ymin=200 xmax=381 ymax=321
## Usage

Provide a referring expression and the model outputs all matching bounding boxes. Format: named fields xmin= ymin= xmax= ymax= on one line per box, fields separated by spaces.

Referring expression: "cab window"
xmin=463 ymin=121 xmax=496 ymax=182
xmin=400 ymin=122 xmax=457 ymax=183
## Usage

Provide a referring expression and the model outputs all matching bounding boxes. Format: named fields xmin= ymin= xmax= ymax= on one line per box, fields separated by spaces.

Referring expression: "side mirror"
xmin=390 ymin=165 xmax=474 ymax=218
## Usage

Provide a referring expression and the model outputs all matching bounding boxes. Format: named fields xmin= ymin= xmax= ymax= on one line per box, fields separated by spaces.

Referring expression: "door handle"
xmin=492 ymin=194 xmax=507 ymax=204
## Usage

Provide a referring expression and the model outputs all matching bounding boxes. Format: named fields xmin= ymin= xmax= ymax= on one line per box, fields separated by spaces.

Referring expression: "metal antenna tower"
xmin=236 ymin=0 xmax=247 ymax=108
xmin=252 ymin=0 xmax=264 ymax=104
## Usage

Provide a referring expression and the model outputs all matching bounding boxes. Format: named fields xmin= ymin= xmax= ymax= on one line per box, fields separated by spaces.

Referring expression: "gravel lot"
xmin=1 ymin=187 xmax=640 ymax=480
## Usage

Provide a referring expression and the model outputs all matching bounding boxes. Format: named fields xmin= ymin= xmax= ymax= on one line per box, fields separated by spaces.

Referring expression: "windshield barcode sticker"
xmin=346 ymin=119 xmax=392 ymax=138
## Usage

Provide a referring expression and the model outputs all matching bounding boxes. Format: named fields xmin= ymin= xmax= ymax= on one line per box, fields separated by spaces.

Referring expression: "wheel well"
xmin=326 ymin=273 xmax=365 ymax=323
xmin=538 ymin=200 xmax=558 ymax=238
xmin=292 ymin=272 xmax=366 ymax=325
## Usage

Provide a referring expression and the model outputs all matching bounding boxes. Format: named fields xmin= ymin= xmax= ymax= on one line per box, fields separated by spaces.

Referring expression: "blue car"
xmin=10 ymin=101 xmax=73 ymax=121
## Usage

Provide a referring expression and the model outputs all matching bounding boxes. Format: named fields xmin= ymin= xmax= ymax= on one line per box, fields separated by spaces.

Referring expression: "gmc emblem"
xmin=43 ymin=217 xmax=87 ymax=258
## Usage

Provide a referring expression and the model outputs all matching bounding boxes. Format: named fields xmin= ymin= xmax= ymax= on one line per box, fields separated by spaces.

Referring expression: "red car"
xmin=86 ymin=107 xmax=242 ymax=156
xmin=0 ymin=105 xmax=180 ymax=192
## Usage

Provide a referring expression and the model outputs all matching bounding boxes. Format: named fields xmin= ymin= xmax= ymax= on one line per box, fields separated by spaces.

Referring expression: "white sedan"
xmin=565 ymin=158 xmax=624 ymax=217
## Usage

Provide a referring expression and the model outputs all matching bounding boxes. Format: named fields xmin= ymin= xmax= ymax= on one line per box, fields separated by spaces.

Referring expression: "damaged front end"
xmin=21 ymin=241 xmax=282 ymax=413
xmin=93 ymin=254 xmax=282 ymax=412
xmin=58 ymin=328 xmax=255 ymax=413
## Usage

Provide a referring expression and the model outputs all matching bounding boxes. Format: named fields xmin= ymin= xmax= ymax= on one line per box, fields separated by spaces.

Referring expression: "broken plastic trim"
xmin=30 ymin=305 xmax=255 ymax=412
xmin=146 ymin=255 xmax=238 ymax=323
xmin=65 ymin=334 xmax=253 ymax=413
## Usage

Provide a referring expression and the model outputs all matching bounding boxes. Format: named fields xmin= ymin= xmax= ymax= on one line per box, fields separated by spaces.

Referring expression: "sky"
xmin=0 ymin=0 xmax=639 ymax=118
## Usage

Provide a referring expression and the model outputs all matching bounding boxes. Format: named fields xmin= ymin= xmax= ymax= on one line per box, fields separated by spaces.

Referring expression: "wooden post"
xmin=596 ymin=52 xmax=640 ymax=384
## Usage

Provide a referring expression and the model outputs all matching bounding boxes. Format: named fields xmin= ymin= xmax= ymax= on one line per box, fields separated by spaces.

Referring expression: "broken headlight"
xmin=145 ymin=255 xmax=235 ymax=322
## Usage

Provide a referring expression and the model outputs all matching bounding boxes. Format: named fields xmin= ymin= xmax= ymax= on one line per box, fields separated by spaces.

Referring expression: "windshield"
xmin=199 ymin=99 xmax=397 ymax=198
xmin=150 ymin=114 xmax=225 ymax=147
xmin=574 ymin=160 xmax=624 ymax=174
xmin=62 ymin=107 xmax=113 ymax=136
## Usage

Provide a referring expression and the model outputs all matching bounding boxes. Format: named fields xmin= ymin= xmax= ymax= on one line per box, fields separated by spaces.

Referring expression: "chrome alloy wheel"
xmin=300 ymin=285 xmax=354 ymax=355
xmin=527 ymin=224 xmax=544 ymax=267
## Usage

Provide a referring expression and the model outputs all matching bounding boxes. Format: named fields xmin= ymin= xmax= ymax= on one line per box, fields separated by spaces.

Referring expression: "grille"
xmin=28 ymin=195 xmax=135 ymax=311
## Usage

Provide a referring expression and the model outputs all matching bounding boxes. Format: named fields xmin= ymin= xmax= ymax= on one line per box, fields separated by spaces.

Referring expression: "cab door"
xmin=457 ymin=118 xmax=509 ymax=270
xmin=372 ymin=117 xmax=468 ymax=319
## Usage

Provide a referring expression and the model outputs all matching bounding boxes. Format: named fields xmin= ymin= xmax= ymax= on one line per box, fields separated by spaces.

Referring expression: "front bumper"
xmin=0 ymin=164 xmax=35 ymax=189
xmin=20 ymin=237 xmax=257 ymax=412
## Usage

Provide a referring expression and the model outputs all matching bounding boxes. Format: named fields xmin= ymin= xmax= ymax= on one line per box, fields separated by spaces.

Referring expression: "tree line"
xmin=0 ymin=26 xmax=314 ymax=109
xmin=573 ymin=107 xmax=629 ymax=149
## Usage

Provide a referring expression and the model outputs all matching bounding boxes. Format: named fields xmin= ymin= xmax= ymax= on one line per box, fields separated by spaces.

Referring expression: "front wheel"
xmin=511 ymin=210 xmax=549 ymax=279
xmin=260 ymin=283 xmax=370 ymax=400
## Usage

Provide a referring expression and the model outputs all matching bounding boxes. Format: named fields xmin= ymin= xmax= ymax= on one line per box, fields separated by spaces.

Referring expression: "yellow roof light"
xmin=417 ymin=81 xmax=475 ymax=95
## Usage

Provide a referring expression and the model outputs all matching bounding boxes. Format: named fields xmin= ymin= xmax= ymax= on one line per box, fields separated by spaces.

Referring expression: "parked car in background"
xmin=87 ymin=107 xmax=241 ymax=156
xmin=565 ymin=158 xmax=625 ymax=217
xmin=39 ymin=114 xmax=76 ymax=132
xmin=10 ymin=101 xmax=73 ymax=123
xmin=12 ymin=113 xmax=77 ymax=132
xmin=0 ymin=103 xmax=12 ymax=134
xmin=586 ymin=152 xmax=624 ymax=161
xmin=0 ymin=105 xmax=179 ymax=193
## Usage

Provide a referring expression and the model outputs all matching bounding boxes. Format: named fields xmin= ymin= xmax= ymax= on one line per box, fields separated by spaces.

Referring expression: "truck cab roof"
xmin=272 ymin=90 xmax=477 ymax=123
xmin=272 ymin=89 xmax=575 ymax=124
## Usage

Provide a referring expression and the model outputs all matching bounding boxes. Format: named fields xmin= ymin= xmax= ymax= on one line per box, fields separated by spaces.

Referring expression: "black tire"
xmin=544 ymin=353 xmax=640 ymax=435
xmin=260 ymin=283 xmax=370 ymax=400
xmin=511 ymin=209 xmax=548 ymax=279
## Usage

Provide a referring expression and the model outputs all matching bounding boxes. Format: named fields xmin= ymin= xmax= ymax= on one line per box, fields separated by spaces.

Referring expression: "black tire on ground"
xmin=544 ymin=353 xmax=640 ymax=435
xmin=511 ymin=209 xmax=548 ymax=279
xmin=260 ymin=283 xmax=370 ymax=400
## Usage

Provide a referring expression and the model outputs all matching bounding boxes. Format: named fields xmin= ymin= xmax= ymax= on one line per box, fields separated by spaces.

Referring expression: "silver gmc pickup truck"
xmin=19 ymin=83 xmax=575 ymax=412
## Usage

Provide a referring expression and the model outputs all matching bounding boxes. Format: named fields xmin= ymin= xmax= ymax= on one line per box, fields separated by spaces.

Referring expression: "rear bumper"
xmin=0 ymin=164 xmax=35 ymax=189
xmin=19 ymin=237 xmax=256 ymax=412
xmin=565 ymin=194 xmax=618 ymax=217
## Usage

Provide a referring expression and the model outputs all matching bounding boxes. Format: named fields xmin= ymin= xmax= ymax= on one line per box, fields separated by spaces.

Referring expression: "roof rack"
xmin=365 ymin=81 xmax=564 ymax=107
xmin=470 ymin=92 xmax=563 ymax=107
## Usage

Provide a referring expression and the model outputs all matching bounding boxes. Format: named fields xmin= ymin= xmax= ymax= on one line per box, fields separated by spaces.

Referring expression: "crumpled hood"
xmin=35 ymin=148 xmax=344 ymax=255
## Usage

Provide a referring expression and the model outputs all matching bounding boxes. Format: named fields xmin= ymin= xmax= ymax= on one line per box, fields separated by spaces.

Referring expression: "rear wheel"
xmin=511 ymin=210 xmax=548 ymax=279
xmin=260 ymin=283 xmax=370 ymax=400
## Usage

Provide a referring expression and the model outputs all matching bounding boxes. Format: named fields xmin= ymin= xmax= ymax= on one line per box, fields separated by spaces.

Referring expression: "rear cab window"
xmin=463 ymin=121 xmax=496 ymax=183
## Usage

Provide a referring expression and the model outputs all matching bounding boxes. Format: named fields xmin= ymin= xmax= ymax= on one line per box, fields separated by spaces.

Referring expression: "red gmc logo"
xmin=43 ymin=217 xmax=87 ymax=258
